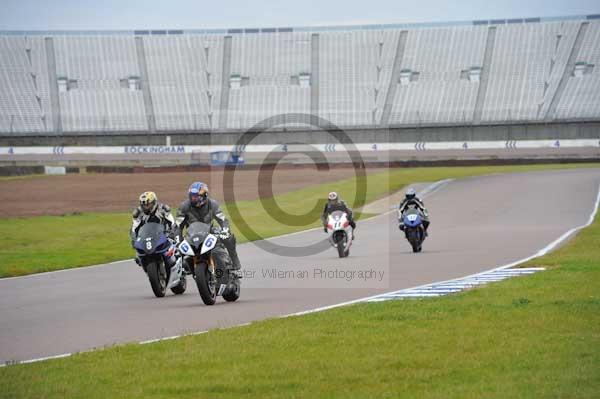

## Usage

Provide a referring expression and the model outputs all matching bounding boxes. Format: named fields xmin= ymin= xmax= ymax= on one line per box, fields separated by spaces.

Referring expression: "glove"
xmin=219 ymin=227 xmax=231 ymax=240
xmin=167 ymin=230 xmax=177 ymax=243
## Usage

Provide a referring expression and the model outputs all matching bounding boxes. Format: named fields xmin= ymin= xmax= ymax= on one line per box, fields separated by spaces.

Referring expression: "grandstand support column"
xmin=44 ymin=37 xmax=62 ymax=134
xmin=380 ymin=30 xmax=408 ymax=127
xmin=310 ymin=34 xmax=319 ymax=124
xmin=472 ymin=26 xmax=497 ymax=124
xmin=544 ymin=22 xmax=589 ymax=122
xmin=135 ymin=37 xmax=156 ymax=133
xmin=218 ymin=36 xmax=233 ymax=130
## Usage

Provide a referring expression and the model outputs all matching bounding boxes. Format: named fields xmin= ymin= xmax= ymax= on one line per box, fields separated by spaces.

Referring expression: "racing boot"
xmin=222 ymin=234 xmax=243 ymax=278
xmin=228 ymin=249 xmax=242 ymax=275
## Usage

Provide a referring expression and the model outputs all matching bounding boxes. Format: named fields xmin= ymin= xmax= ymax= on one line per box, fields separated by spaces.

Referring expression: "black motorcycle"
xmin=178 ymin=222 xmax=240 ymax=305
xmin=399 ymin=207 xmax=426 ymax=253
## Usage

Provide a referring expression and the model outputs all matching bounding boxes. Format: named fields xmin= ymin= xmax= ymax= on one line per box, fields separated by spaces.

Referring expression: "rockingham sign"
xmin=124 ymin=145 xmax=185 ymax=154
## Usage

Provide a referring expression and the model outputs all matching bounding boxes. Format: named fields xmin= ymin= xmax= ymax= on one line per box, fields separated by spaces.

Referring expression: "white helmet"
xmin=328 ymin=191 xmax=339 ymax=202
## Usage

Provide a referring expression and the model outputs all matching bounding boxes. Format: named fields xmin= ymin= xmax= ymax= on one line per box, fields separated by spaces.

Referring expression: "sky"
xmin=0 ymin=0 xmax=598 ymax=31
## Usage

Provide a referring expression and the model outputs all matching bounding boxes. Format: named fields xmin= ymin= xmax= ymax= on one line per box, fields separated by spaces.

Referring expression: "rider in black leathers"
xmin=321 ymin=191 xmax=356 ymax=237
xmin=175 ymin=182 xmax=242 ymax=277
xmin=398 ymin=188 xmax=430 ymax=235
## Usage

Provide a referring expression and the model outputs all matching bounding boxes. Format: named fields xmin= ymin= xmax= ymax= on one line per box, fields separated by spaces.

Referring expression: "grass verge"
xmin=0 ymin=163 xmax=598 ymax=277
xmin=1 ymin=187 xmax=598 ymax=398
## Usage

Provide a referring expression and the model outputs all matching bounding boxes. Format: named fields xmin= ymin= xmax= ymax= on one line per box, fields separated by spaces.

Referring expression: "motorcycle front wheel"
xmin=147 ymin=260 xmax=167 ymax=297
xmin=407 ymin=230 xmax=420 ymax=253
xmin=335 ymin=232 xmax=348 ymax=258
xmin=194 ymin=262 xmax=216 ymax=305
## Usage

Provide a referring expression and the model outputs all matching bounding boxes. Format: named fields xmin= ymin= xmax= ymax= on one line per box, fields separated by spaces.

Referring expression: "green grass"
xmin=0 ymin=173 xmax=50 ymax=181
xmin=0 ymin=212 xmax=132 ymax=276
xmin=1 ymin=188 xmax=598 ymax=398
xmin=1 ymin=163 xmax=598 ymax=277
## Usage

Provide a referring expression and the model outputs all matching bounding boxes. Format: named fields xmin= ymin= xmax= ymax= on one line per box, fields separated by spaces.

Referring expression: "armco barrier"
xmin=0 ymin=165 xmax=44 ymax=176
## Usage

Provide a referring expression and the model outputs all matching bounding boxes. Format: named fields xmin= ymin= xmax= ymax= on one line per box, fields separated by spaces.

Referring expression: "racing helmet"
xmin=405 ymin=188 xmax=416 ymax=201
xmin=139 ymin=191 xmax=158 ymax=214
xmin=189 ymin=182 xmax=209 ymax=207
xmin=328 ymin=191 xmax=339 ymax=203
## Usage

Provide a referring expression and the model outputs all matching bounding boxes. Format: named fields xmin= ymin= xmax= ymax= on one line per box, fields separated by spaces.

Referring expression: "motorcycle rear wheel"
xmin=170 ymin=276 xmax=187 ymax=295
xmin=223 ymin=279 xmax=240 ymax=302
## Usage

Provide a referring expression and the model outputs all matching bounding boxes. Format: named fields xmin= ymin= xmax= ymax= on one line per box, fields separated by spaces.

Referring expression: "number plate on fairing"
xmin=406 ymin=214 xmax=418 ymax=222
xmin=200 ymin=234 xmax=218 ymax=254
xmin=178 ymin=240 xmax=195 ymax=256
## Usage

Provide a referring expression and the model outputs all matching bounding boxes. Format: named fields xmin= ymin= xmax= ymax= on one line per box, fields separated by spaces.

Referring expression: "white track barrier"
xmin=0 ymin=139 xmax=599 ymax=156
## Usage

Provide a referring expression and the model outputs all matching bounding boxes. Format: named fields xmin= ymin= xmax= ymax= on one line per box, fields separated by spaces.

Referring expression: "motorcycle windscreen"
xmin=186 ymin=222 xmax=211 ymax=250
xmin=135 ymin=222 xmax=168 ymax=253
xmin=329 ymin=210 xmax=345 ymax=219
xmin=329 ymin=210 xmax=346 ymax=223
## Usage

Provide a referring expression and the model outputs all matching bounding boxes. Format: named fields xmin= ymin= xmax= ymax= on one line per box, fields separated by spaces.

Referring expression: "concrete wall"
xmin=0 ymin=121 xmax=598 ymax=147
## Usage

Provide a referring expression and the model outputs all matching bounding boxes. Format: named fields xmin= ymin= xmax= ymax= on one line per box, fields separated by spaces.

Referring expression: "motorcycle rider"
xmin=398 ymin=188 xmax=430 ymax=235
xmin=131 ymin=191 xmax=177 ymax=267
xmin=321 ymin=191 xmax=356 ymax=238
xmin=175 ymin=182 xmax=242 ymax=277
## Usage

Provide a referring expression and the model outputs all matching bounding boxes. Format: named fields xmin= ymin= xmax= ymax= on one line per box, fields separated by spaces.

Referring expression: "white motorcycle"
xmin=326 ymin=211 xmax=354 ymax=258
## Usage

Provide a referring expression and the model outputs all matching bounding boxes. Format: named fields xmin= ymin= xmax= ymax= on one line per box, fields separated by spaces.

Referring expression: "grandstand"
xmin=0 ymin=14 xmax=599 ymax=136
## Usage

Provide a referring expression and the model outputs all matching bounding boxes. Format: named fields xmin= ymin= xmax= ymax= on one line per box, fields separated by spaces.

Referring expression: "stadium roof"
xmin=1 ymin=13 xmax=599 ymax=36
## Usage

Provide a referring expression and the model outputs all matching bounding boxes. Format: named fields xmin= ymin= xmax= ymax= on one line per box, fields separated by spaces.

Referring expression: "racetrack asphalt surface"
xmin=1 ymin=168 xmax=599 ymax=363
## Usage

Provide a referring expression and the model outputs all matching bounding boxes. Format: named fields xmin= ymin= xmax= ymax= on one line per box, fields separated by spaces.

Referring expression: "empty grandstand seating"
xmin=227 ymin=32 xmax=311 ymax=129
xmin=481 ymin=21 xmax=580 ymax=122
xmin=144 ymin=35 xmax=222 ymax=131
xmin=54 ymin=36 xmax=148 ymax=132
xmin=0 ymin=16 xmax=598 ymax=134
xmin=553 ymin=22 xmax=600 ymax=120
xmin=388 ymin=25 xmax=487 ymax=125
xmin=320 ymin=30 xmax=400 ymax=127
xmin=0 ymin=36 xmax=52 ymax=133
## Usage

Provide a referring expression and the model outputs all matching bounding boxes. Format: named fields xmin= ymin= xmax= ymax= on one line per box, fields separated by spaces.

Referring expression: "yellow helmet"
xmin=139 ymin=191 xmax=158 ymax=214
